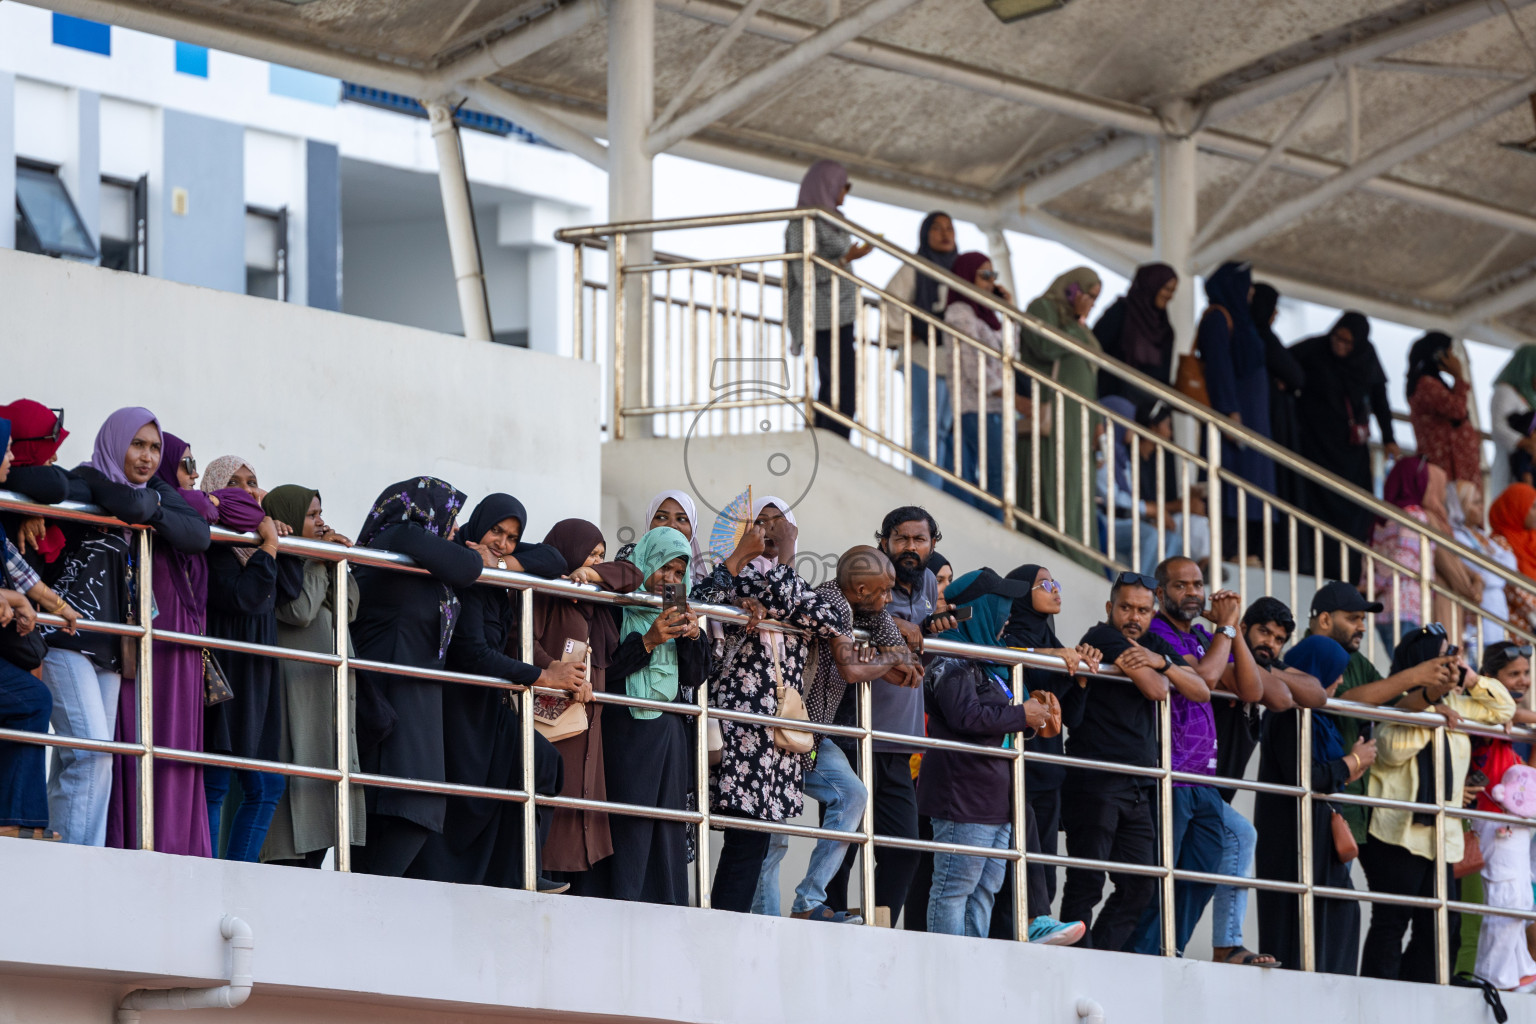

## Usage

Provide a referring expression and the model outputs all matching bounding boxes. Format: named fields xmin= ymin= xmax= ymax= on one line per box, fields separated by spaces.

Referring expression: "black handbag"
xmin=202 ymin=648 xmax=234 ymax=706
xmin=0 ymin=622 xmax=48 ymax=671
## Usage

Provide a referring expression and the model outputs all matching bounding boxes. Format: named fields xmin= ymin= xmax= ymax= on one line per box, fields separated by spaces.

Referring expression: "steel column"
xmin=609 ymin=0 xmax=657 ymax=437
xmin=424 ymin=100 xmax=493 ymax=343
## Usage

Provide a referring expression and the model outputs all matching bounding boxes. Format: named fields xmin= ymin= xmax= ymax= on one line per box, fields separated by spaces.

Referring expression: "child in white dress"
xmin=1474 ymin=763 xmax=1536 ymax=991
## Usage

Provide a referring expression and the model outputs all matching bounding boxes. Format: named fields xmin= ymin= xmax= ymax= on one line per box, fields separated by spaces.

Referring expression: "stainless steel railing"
xmin=3 ymin=489 xmax=1533 ymax=980
xmin=555 ymin=208 xmax=1536 ymax=668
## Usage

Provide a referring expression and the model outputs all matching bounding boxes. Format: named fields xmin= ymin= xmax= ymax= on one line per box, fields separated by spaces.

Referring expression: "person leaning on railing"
xmin=1094 ymin=396 xmax=1160 ymax=576
xmin=784 ymin=160 xmax=872 ymax=441
xmin=1253 ymin=634 xmax=1366 ymax=976
xmin=0 ymin=399 xmax=91 ymax=570
xmin=1447 ymin=480 xmax=1519 ymax=659
xmin=1358 ymin=626 xmax=1515 ymax=984
xmin=258 ymin=484 xmax=363 ymax=869
xmin=881 ymin=211 xmax=957 ymax=488
xmin=596 ymin=526 xmax=711 ymax=906
xmin=940 ymin=251 xmax=1012 ymax=519
xmin=40 ymin=408 xmax=211 ymax=850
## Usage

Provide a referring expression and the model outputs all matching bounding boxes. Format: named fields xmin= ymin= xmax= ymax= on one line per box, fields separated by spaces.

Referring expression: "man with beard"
xmin=1305 ymin=581 xmax=1459 ymax=848
xmin=1061 ymin=573 xmax=1206 ymax=951
xmin=826 ymin=507 xmax=954 ymax=926
xmin=1125 ymin=557 xmax=1263 ymax=955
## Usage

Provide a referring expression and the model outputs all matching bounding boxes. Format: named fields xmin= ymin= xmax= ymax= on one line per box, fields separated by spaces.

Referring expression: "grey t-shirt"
xmin=872 ymin=568 xmax=939 ymax=753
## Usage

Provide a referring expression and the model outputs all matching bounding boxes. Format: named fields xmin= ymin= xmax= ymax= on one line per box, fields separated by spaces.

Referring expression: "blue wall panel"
xmin=52 ymin=15 xmax=110 ymax=55
xmin=175 ymin=42 xmax=209 ymax=77
xmin=159 ymin=110 xmax=244 ymax=294
xmin=269 ymin=65 xmax=339 ymax=106
xmin=305 ymin=139 xmax=340 ymax=311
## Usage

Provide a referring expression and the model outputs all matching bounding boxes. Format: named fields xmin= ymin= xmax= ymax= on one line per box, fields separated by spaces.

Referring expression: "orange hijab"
xmin=1489 ymin=484 xmax=1536 ymax=577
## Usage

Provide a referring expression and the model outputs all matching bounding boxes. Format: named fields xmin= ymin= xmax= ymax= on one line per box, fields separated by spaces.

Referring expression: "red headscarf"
xmin=944 ymin=251 xmax=1001 ymax=331
xmin=0 ymin=400 xmax=69 ymax=562
xmin=1490 ymin=484 xmax=1536 ymax=577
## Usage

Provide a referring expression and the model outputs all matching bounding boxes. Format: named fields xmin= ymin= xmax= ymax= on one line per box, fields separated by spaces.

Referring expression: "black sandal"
xmin=1216 ymin=946 xmax=1280 ymax=967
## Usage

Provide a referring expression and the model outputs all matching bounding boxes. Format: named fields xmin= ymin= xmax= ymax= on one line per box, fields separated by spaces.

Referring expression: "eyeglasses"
xmin=1032 ymin=579 xmax=1061 ymax=595
xmin=15 ymin=407 xmax=64 ymax=444
xmin=180 ymin=454 xmax=197 ymax=475
xmin=1114 ymin=571 xmax=1157 ymax=591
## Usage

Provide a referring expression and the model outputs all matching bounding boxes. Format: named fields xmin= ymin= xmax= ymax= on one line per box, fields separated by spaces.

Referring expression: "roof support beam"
xmin=457 ymin=81 xmax=609 ymax=169
xmin=1455 ymin=272 xmax=1536 ymax=325
xmin=1200 ymin=0 xmax=1535 ymax=125
xmin=992 ymin=134 xmax=1149 ymax=213
xmin=656 ymin=0 xmax=1164 ymax=136
xmin=1194 ymin=76 xmax=1337 ymax=249
xmin=1197 ymin=75 xmax=1536 ymax=270
xmin=428 ymin=0 xmax=604 ymax=91
xmin=652 ymin=0 xmax=768 ymax=128
xmin=1363 ymin=57 xmax=1530 ymax=82
xmin=648 ymin=0 xmax=921 ymax=155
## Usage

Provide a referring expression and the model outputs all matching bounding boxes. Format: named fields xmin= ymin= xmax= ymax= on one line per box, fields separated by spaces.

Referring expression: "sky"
xmin=643 ymin=151 xmax=1512 ymax=451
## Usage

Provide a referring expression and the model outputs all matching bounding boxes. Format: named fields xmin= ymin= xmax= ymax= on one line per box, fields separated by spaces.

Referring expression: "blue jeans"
xmin=948 ymin=411 xmax=1004 ymax=519
xmin=0 ymin=658 xmax=52 ymax=828
xmin=39 ymin=648 xmax=120 ymax=846
xmin=205 ymin=767 xmax=287 ymax=862
xmin=753 ymin=739 xmax=868 ymax=915
xmin=908 ymin=365 xmax=954 ymax=488
xmin=927 ymin=819 xmax=1012 ymax=936
xmin=1211 ymin=797 xmax=1257 ymax=948
xmin=1129 ymin=785 xmax=1226 ymax=954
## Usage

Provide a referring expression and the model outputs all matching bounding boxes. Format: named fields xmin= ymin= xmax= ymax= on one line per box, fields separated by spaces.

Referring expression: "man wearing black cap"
xmin=1306 ymin=581 xmax=1459 ymax=847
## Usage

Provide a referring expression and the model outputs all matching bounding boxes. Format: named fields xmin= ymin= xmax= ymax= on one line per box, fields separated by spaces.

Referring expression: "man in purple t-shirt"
xmin=1129 ymin=556 xmax=1264 ymax=956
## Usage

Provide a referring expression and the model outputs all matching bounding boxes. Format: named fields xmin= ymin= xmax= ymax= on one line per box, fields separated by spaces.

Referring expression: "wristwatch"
xmin=1157 ymin=653 xmax=1174 ymax=674
xmin=1217 ymin=625 xmax=1237 ymax=640
xmin=496 ymin=558 xmax=507 ymax=570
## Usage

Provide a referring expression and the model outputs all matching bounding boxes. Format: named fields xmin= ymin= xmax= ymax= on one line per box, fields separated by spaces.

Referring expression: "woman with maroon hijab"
xmin=533 ymin=518 xmax=642 ymax=892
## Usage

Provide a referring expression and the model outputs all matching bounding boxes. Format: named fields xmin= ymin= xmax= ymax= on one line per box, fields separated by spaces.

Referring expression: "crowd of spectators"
xmin=0 ymin=397 xmax=1532 ymax=996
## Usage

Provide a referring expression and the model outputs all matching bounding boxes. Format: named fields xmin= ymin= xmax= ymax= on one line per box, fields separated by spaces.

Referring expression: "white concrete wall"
xmin=0 ymin=839 xmax=1513 ymax=1024
xmin=0 ymin=247 xmax=600 ymax=535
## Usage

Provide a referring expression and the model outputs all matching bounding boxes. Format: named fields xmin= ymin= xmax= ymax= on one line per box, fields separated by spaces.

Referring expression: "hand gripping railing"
xmin=555 ymin=208 xmax=1536 ymax=667
xmin=3 ymin=489 xmax=1534 ymax=981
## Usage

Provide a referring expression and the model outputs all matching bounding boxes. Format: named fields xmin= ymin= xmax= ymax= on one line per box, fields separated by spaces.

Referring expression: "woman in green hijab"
xmin=1017 ymin=267 xmax=1104 ymax=570
xmin=1491 ymin=344 xmax=1536 ymax=497
xmin=597 ymin=526 xmax=712 ymax=905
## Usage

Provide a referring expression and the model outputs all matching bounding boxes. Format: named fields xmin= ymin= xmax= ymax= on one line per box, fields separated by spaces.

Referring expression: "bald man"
xmin=753 ymin=545 xmax=923 ymax=924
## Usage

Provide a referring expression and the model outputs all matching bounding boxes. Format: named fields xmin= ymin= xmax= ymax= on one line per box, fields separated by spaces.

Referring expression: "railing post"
xmin=521 ymin=586 xmax=538 ymax=891
xmin=1001 ymin=320 xmax=1017 ymax=528
xmin=1158 ymin=692 xmax=1175 ymax=956
xmin=136 ymin=527 xmax=155 ymax=852
xmin=1206 ymin=420 xmax=1223 ymax=577
xmin=1010 ymin=662 xmax=1027 ymax=942
xmin=1419 ymin=533 xmax=1434 ymax=655
xmin=802 ymin=214 xmax=816 ymax=430
xmin=695 ymin=664 xmax=712 ymax=909
xmin=334 ymin=556 xmax=352 ymax=872
xmin=612 ymin=232 xmax=628 ymax=441
xmin=1432 ymin=720 xmax=1449 ymax=985
xmin=572 ymin=242 xmax=585 ymax=361
xmin=858 ymin=677 xmax=876 ymax=926
xmin=1298 ymin=707 xmax=1314 ymax=972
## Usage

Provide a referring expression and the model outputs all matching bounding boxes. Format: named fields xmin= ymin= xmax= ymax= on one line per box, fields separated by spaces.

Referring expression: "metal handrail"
xmin=8 ymin=489 xmax=1534 ymax=970
xmin=556 ymin=207 xmax=1536 ymax=598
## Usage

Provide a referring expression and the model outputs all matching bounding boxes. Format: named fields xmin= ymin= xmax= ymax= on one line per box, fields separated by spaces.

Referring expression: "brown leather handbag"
xmin=1029 ymin=689 xmax=1062 ymax=739
xmin=1330 ymin=807 xmax=1359 ymax=863
xmin=1454 ymin=826 xmax=1485 ymax=880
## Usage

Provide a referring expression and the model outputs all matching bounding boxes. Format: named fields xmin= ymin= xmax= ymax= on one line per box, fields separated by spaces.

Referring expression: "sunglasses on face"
xmin=16 ymin=407 xmax=64 ymax=444
xmin=978 ymin=270 xmax=998 ymax=281
xmin=180 ymin=454 xmax=197 ymax=475
xmin=1032 ymin=579 xmax=1061 ymax=595
xmin=1115 ymin=571 xmax=1158 ymax=591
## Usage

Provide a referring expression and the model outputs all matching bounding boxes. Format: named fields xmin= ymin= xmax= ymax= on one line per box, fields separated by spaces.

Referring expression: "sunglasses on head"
xmin=15 ymin=407 xmax=64 ymax=445
xmin=1421 ymin=622 xmax=1448 ymax=638
xmin=1115 ymin=571 xmax=1157 ymax=591
xmin=1486 ymin=642 xmax=1533 ymax=667
xmin=1032 ymin=579 xmax=1061 ymax=595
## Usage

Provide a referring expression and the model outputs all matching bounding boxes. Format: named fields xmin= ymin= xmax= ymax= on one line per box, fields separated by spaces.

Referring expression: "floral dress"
xmin=694 ymin=562 xmax=847 ymax=822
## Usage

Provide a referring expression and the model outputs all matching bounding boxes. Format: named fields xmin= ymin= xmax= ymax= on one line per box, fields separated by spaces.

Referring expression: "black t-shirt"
xmin=1065 ymin=623 xmax=1183 ymax=788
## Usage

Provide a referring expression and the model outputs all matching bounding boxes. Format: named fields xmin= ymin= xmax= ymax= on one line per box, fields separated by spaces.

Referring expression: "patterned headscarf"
xmin=87 ymin=406 xmax=159 ymax=487
xmin=358 ymin=477 xmax=468 ymax=661
xmin=200 ymin=455 xmax=254 ymax=494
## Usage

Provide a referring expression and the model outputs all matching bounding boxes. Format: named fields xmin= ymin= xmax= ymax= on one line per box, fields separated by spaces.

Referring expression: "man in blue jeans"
xmin=753 ymin=547 xmax=921 ymax=922
xmin=1131 ymin=557 xmax=1264 ymax=955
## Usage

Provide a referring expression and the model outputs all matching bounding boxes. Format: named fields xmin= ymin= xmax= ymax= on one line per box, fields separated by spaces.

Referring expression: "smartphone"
xmin=662 ymin=583 xmax=688 ymax=614
xmin=923 ymin=606 xmax=971 ymax=630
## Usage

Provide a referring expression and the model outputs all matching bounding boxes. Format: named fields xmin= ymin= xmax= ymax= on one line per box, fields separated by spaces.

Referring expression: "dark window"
xmin=99 ymin=174 xmax=148 ymax=273
xmin=15 ymin=161 xmax=99 ymax=261
xmin=245 ymin=205 xmax=288 ymax=300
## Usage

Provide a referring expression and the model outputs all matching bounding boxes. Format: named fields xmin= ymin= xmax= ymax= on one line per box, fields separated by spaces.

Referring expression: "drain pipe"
xmin=1076 ymin=997 xmax=1107 ymax=1024
xmin=116 ymin=916 xmax=253 ymax=1024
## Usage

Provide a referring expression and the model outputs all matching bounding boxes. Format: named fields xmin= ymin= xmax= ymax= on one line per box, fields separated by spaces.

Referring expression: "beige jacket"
xmin=882 ymin=263 xmax=950 ymax=371
xmin=1366 ymin=674 xmax=1515 ymax=861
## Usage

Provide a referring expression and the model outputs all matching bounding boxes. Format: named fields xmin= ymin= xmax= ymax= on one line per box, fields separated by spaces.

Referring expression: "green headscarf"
xmin=620 ymin=526 xmax=692 ymax=719
xmin=937 ymin=568 xmax=1028 ymax=684
xmin=262 ymin=484 xmax=319 ymax=536
xmin=1495 ymin=345 xmax=1536 ymax=411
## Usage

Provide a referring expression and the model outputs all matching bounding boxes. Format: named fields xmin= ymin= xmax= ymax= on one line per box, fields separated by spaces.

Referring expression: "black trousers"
xmin=827 ymin=751 xmax=921 ymax=919
xmin=1059 ymin=782 xmax=1158 ymax=951
xmin=712 ymin=827 xmax=772 ymax=912
xmin=904 ymin=814 xmax=935 ymax=932
xmin=1030 ymin=786 xmax=1062 ymax=904
xmin=814 ymin=323 xmax=857 ymax=439
xmin=1359 ymin=838 xmax=1458 ymax=982
xmin=987 ymin=799 xmax=1054 ymax=940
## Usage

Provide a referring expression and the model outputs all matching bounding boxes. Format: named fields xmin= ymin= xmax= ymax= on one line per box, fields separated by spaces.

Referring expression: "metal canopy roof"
xmin=31 ymin=0 xmax=1536 ymax=346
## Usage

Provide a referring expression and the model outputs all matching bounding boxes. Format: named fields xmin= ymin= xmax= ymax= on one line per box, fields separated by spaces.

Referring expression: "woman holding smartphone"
xmin=1407 ymin=332 xmax=1482 ymax=496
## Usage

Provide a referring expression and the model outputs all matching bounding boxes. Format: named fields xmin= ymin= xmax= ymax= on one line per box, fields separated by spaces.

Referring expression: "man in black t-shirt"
xmin=1059 ymin=572 xmax=1205 ymax=952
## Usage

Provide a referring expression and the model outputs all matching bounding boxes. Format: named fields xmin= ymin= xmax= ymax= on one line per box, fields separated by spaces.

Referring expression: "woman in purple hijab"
xmin=40 ymin=409 xmax=211 ymax=849
xmin=785 ymin=159 xmax=873 ymax=439
xmin=108 ymin=431 xmax=220 ymax=856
